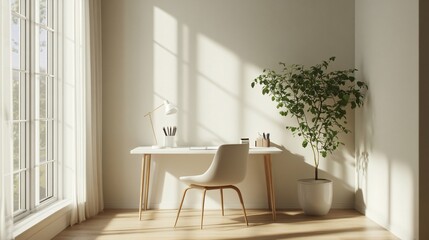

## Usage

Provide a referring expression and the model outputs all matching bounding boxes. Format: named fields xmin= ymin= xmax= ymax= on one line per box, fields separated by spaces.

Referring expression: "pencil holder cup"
xmin=255 ymin=138 xmax=270 ymax=147
xmin=263 ymin=139 xmax=270 ymax=147
xmin=164 ymin=136 xmax=175 ymax=148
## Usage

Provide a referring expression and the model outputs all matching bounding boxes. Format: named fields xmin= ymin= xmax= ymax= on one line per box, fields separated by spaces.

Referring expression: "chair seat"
xmin=180 ymin=175 xmax=238 ymax=187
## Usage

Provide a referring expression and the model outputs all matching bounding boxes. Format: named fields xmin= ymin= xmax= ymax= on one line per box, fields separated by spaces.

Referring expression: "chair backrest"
xmin=201 ymin=144 xmax=249 ymax=186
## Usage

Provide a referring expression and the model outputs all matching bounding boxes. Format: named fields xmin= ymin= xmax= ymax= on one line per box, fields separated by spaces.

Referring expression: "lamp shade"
xmin=164 ymin=100 xmax=178 ymax=115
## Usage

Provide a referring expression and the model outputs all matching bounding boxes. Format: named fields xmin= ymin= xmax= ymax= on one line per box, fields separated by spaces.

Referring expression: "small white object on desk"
xmin=189 ymin=146 xmax=219 ymax=150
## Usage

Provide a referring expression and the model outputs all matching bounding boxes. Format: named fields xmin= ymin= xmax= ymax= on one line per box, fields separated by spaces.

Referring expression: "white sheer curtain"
xmin=84 ymin=0 xmax=103 ymax=219
xmin=0 ymin=0 xmax=13 ymax=238
xmin=64 ymin=0 xmax=103 ymax=225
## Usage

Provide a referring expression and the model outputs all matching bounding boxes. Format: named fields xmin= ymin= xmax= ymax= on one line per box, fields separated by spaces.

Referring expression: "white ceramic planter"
xmin=297 ymin=178 xmax=333 ymax=216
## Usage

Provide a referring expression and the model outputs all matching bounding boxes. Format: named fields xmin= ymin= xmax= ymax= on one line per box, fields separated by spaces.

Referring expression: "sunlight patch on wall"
xmin=363 ymin=152 xmax=389 ymax=215
xmin=195 ymin=34 xmax=241 ymax=143
xmin=154 ymin=7 xmax=177 ymax=54
xmin=153 ymin=44 xmax=178 ymax=99
xmin=389 ymin=157 xmax=414 ymax=236
xmin=153 ymin=6 xmax=178 ymax=101
xmin=152 ymin=7 xmax=179 ymax=134
xmin=360 ymin=150 xmax=415 ymax=237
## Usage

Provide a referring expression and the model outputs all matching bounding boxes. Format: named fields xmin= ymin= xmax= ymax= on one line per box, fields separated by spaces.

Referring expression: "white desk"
xmin=130 ymin=146 xmax=282 ymax=220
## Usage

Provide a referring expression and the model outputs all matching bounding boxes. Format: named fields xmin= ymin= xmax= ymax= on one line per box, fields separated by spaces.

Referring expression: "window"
xmin=10 ymin=0 xmax=58 ymax=221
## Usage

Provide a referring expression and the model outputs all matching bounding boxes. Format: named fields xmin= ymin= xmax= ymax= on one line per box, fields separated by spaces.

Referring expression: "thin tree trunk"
xmin=315 ymin=167 xmax=318 ymax=180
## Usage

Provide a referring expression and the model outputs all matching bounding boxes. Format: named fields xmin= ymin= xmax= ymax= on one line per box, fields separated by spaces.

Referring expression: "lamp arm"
xmin=144 ymin=103 xmax=164 ymax=117
xmin=147 ymin=113 xmax=158 ymax=145
xmin=144 ymin=103 xmax=165 ymax=146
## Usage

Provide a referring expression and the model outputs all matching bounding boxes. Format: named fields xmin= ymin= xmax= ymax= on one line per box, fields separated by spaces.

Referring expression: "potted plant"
xmin=251 ymin=57 xmax=367 ymax=215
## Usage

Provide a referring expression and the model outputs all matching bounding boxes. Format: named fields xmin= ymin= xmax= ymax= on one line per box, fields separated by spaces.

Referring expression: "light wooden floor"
xmin=54 ymin=209 xmax=398 ymax=240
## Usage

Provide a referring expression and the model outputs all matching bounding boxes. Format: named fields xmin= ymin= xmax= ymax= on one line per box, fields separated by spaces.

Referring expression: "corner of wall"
xmin=419 ymin=0 xmax=429 ymax=239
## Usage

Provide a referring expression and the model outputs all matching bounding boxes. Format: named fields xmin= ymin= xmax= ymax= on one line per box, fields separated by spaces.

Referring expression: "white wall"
xmin=102 ymin=0 xmax=356 ymax=210
xmin=355 ymin=0 xmax=419 ymax=239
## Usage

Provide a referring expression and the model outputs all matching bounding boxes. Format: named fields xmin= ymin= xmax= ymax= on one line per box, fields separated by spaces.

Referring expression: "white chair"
xmin=174 ymin=144 xmax=250 ymax=229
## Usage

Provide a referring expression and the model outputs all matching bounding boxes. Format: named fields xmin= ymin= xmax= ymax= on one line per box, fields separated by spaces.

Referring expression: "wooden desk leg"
xmin=139 ymin=155 xmax=146 ymax=220
xmin=264 ymin=159 xmax=272 ymax=211
xmin=264 ymin=154 xmax=276 ymax=221
xmin=143 ymin=154 xmax=152 ymax=211
xmin=139 ymin=154 xmax=151 ymax=220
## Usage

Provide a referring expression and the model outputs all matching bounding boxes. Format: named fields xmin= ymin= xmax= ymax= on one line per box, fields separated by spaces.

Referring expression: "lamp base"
xmin=151 ymin=145 xmax=164 ymax=149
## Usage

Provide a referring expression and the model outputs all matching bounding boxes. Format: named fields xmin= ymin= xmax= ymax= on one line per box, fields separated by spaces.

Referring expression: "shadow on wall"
xmin=147 ymin=142 xmax=355 ymax=210
xmin=354 ymin=70 xmax=373 ymax=214
xmin=355 ymin=151 xmax=369 ymax=212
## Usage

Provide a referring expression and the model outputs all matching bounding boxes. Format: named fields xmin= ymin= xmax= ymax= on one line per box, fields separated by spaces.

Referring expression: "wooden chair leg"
xmin=176 ymin=185 xmax=248 ymax=229
xmin=201 ymin=189 xmax=207 ymax=229
xmin=174 ymin=187 xmax=191 ymax=228
xmin=220 ymin=188 xmax=224 ymax=216
xmin=230 ymin=186 xmax=249 ymax=226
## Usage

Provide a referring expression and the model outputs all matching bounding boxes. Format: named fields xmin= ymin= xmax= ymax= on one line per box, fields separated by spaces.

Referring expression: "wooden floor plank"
xmin=54 ymin=209 xmax=398 ymax=240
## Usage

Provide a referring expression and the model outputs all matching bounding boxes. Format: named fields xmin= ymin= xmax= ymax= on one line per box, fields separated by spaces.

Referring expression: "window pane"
xmin=11 ymin=0 xmax=19 ymax=13
xmin=13 ymin=121 xmax=26 ymax=171
xmin=39 ymin=0 xmax=48 ymax=25
xmin=40 ymin=162 xmax=54 ymax=202
xmin=13 ymin=172 xmax=26 ymax=212
xmin=47 ymin=162 xmax=54 ymax=199
xmin=39 ymin=165 xmax=47 ymax=200
xmin=13 ymin=123 xmax=20 ymax=170
xmin=37 ymin=121 xmax=47 ymax=163
xmin=48 ymin=31 xmax=54 ymax=75
xmin=38 ymin=28 xmax=48 ymax=74
xmin=36 ymin=76 xmax=47 ymax=118
xmin=11 ymin=16 xmax=20 ymax=70
xmin=13 ymin=173 xmax=20 ymax=211
xmin=36 ymin=75 xmax=48 ymax=164
xmin=12 ymin=72 xmax=20 ymax=120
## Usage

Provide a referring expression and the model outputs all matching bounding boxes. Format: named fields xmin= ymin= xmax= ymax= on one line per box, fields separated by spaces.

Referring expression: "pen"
xmin=163 ymin=127 xmax=167 ymax=136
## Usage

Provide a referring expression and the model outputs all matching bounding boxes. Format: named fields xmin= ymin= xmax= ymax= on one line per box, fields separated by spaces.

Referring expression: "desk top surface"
xmin=130 ymin=146 xmax=282 ymax=155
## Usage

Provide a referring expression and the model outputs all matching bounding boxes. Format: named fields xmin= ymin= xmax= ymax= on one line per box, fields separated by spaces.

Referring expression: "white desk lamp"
xmin=144 ymin=100 xmax=178 ymax=148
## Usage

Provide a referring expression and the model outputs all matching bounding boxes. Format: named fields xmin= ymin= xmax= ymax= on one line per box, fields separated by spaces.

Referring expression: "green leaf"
xmin=302 ymin=140 xmax=308 ymax=148
xmin=251 ymin=82 xmax=255 ymax=88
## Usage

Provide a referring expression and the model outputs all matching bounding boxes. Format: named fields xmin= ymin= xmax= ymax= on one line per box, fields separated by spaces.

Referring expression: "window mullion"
xmin=28 ymin=0 xmax=37 ymax=211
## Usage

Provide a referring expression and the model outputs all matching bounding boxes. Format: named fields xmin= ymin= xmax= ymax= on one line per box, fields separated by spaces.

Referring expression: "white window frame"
xmin=11 ymin=0 xmax=60 ymax=222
